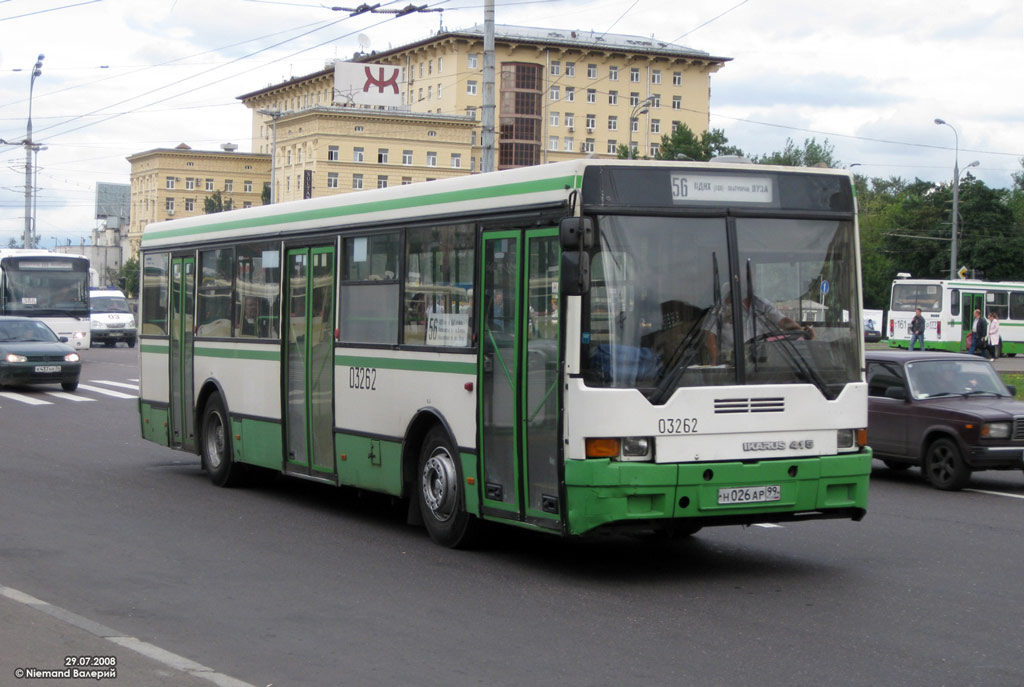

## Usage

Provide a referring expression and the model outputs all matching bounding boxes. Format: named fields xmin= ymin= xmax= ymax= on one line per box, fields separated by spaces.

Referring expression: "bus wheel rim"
xmin=205 ymin=411 xmax=225 ymax=470
xmin=422 ymin=449 xmax=457 ymax=522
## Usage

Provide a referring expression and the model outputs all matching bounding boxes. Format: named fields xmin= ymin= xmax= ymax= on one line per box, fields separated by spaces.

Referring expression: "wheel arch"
xmin=401 ymin=407 xmax=461 ymax=500
xmin=919 ymin=426 xmax=965 ymax=459
xmin=194 ymin=377 xmax=230 ymax=452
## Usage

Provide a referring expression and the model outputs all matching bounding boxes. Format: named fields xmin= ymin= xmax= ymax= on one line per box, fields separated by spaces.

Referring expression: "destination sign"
xmin=670 ymin=173 xmax=774 ymax=204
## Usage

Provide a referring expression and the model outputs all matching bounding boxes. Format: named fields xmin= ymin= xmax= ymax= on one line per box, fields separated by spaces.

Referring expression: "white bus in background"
xmin=0 ymin=249 xmax=91 ymax=349
xmin=888 ymin=275 xmax=1024 ymax=354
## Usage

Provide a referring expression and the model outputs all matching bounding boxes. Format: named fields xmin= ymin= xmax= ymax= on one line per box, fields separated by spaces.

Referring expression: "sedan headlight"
xmin=5 ymin=353 xmax=27 ymax=363
xmin=64 ymin=352 xmax=80 ymax=363
xmin=982 ymin=422 xmax=1011 ymax=439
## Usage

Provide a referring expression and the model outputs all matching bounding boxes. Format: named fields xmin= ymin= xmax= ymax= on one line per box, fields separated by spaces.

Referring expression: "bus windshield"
xmin=581 ymin=214 xmax=860 ymax=402
xmin=891 ymin=283 xmax=942 ymax=313
xmin=2 ymin=263 xmax=90 ymax=318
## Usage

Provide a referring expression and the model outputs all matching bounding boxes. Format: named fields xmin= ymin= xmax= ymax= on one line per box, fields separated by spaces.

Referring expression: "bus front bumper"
xmin=563 ymin=450 xmax=872 ymax=536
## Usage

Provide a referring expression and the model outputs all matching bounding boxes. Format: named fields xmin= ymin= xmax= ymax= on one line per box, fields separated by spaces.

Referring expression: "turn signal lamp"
xmin=585 ymin=438 xmax=619 ymax=458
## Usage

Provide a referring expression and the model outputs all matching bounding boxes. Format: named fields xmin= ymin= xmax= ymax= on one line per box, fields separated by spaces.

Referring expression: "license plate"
xmin=34 ymin=365 xmax=61 ymax=373
xmin=718 ymin=485 xmax=782 ymax=505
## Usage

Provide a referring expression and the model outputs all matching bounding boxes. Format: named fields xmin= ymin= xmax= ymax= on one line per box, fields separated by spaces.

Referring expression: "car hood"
xmin=919 ymin=395 xmax=1024 ymax=420
xmin=0 ymin=341 xmax=76 ymax=357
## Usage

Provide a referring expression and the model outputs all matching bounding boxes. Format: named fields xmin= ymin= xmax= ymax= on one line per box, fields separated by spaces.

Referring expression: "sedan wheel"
xmin=923 ymin=438 xmax=970 ymax=490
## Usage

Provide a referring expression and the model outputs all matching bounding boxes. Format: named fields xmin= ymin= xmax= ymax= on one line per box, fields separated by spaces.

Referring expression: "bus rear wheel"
xmin=417 ymin=427 xmax=479 ymax=548
xmin=201 ymin=394 xmax=245 ymax=487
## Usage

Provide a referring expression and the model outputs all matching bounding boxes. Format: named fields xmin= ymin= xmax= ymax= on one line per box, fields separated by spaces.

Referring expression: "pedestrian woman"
xmin=987 ymin=312 xmax=1002 ymax=359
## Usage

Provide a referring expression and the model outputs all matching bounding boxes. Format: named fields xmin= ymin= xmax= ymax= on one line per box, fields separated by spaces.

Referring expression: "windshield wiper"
xmin=962 ymin=389 xmax=1000 ymax=397
xmin=650 ymin=308 xmax=714 ymax=404
xmin=751 ymin=309 xmax=835 ymax=400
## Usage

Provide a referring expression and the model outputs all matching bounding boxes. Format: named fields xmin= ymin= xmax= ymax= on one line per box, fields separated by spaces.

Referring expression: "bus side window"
xmin=950 ymin=289 xmax=959 ymax=317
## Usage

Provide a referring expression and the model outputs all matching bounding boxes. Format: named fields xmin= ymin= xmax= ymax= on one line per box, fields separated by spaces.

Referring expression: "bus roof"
xmin=892 ymin=277 xmax=1024 ymax=289
xmin=0 ymin=249 xmax=89 ymax=262
xmin=140 ymin=159 xmax=854 ymax=251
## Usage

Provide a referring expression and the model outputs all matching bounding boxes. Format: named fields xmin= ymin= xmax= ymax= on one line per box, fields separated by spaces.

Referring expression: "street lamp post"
xmin=24 ymin=54 xmax=44 ymax=248
xmin=629 ymin=96 xmax=654 ymax=160
xmin=934 ymin=118 xmax=979 ymax=280
xmin=257 ymin=109 xmax=283 ymax=204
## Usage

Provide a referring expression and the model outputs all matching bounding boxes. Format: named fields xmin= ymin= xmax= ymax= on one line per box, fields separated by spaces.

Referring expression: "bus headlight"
xmin=622 ymin=436 xmax=652 ymax=458
xmin=982 ymin=422 xmax=1011 ymax=439
xmin=837 ymin=429 xmax=867 ymax=451
xmin=837 ymin=429 xmax=854 ymax=448
xmin=72 ymin=331 xmax=87 ymax=339
xmin=584 ymin=437 xmax=654 ymax=462
xmin=6 ymin=353 xmax=27 ymax=363
xmin=64 ymin=352 xmax=81 ymax=363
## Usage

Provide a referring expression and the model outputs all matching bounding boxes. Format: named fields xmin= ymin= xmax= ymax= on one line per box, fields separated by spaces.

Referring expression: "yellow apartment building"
xmin=126 ymin=144 xmax=270 ymax=256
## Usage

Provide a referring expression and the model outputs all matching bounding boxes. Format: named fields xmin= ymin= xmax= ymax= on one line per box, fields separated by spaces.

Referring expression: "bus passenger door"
xmin=169 ymin=256 xmax=196 ymax=451
xmin=479 ymin=228 xmax=561 ymax=530
xmin=962 ymin=292 xmax=985 ymax=351
xmin=283 ymin=246 xmax=337 ymax=478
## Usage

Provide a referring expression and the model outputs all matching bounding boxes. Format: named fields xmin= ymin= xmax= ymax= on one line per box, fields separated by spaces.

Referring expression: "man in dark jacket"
xmin=968 ymin=308 xmax=987 ymax=356
xmin=909 ymin=308 xmax=926 ymax=351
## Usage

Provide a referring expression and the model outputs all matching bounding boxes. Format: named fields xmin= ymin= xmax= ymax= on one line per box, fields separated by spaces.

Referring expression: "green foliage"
xmin=753 ymin=137 xmax=840 ymax=168
xmin=118 ymin=258 xmax=139 ymax=298
xmin=204 ymin=190 xmax=233 ymax=214
xmin=261 ymin=182 xmax=271 ymax=205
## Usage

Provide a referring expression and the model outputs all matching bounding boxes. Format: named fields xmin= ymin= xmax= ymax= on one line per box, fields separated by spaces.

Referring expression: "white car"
xmin=90 ymin=288 xmax=137 ymax=347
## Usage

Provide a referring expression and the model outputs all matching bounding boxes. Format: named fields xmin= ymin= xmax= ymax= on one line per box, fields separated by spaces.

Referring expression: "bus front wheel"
xmin=417 ymin=427 xmax=479 ymax=548
xmin=201 ymin=394 xmax=244 ymax=487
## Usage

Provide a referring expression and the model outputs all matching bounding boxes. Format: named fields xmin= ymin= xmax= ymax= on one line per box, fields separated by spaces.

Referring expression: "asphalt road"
xmin=1 ymin=345 xmax=1023 ymax=686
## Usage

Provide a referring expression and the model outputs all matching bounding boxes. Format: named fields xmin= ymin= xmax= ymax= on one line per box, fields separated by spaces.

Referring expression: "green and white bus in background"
xmin=137 ymin=159 xmax=871 ymax=547
xmin=0 ymin=249 xmax=91 ymax=350
xmin=888 ymin=276 xmax=1024 ymax=354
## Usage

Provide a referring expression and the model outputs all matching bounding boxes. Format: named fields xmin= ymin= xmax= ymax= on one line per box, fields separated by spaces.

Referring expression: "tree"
xmin=117 ymin=258 xmax=139 ymax=297
xmin=755 ymin=137 xmax=840 ymax=168
xmin=617 ymin=123 xmax=743 ymax=161
xmin=7 ymin=238 xmax=18 ymax=249
xmin=204 ymin=190 xmax=233 ymax=214
xmin=261 ymin=182 xmax=271 ymax=205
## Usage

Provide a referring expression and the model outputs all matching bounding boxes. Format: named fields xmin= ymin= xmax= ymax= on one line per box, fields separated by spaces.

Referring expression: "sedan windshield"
xmin=0 ymin=320 xmax=60 ymax=342
xmin=905 ymin=359 xmax=1010 ymax=399
xmin=580 ymin=215 xmax=860 ymax=402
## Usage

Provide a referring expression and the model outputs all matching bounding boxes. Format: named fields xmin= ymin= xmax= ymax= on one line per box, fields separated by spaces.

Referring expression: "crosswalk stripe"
xmin=966 ymin=488 xmax=1024 ymax=500
xmin=45 ymin=391 xmax=95 ymax=402
xmin=93 ymin=380 xmax=140 ymax=390
xmin=0 ymin=391 xmax=52 ymax=406
xmin=76 ymin=383 xmax=137 ymax=399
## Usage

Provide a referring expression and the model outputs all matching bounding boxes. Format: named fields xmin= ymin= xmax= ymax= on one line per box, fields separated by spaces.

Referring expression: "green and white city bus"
xmin=137 ymin=159 xmax=871 ymax=547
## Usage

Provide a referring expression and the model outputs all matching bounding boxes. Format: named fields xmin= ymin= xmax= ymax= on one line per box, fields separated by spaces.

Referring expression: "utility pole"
xmin=24 ymin=55 xmax=45 ymax=248
xmin=481 ymin=0 xmax=495 ymax=173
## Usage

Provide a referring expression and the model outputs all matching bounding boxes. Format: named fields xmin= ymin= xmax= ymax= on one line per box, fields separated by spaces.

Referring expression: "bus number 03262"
xmin=658 ymin=417 xmax=697 ymax=434
xmin=349 ymin=366 xmax=377 ymax=391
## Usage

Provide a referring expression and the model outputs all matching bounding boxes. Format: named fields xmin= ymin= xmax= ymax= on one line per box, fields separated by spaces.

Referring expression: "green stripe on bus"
xmin=335 ymin=354 xmax=475 ymax=375
xmin=140 ymin=343 xmax=169 ymax=354
xmin=145 ymin=175 xmax=579 ymax=243
xmin=194 ymin=346 xmax=281 ymax=361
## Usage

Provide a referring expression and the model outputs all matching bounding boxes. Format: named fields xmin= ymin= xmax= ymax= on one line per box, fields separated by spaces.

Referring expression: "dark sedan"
xmin=0 ymin=316 xmax=81 ymax=391
xmin=866 ymin=350 xmax=1024 ymax=489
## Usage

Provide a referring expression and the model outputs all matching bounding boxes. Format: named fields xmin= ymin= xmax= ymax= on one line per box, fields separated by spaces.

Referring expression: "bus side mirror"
xmin=561 ymin=251 xmax=590 ymax=296
xmin=559 ymin=217 xmax=594 ymax=250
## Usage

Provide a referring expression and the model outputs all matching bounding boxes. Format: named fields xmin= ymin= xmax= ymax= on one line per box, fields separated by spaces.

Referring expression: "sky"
xmin=1 ymin=0 xmax=1022 ymax=248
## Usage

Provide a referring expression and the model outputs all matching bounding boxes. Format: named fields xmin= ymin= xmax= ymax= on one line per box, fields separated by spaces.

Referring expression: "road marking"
xmin=92 ymin=380 xmax=140 ymax=390
xmin=76 ymin=383 xmax=137 ymax=399
xmin=0 ymin=391 xmax=51 ymax=406
xmin=754 ymin=523 xmax=784 ymax=528
xmin=966 ymin=488 xmax=1024 ymax=500
xmin=0 ymin=583 xmax=259 ymax=687
xmin=45 ymin=391 xmax=95 ymax=402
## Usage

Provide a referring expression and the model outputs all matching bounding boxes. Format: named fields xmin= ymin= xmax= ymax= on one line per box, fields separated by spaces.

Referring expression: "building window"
xmin=608 ymin=115 xmax=618 ymax=131
xmin=286 ymin=150 xmax=292 ymax=165
xmin=550 ymin=85 xmax=559 ymax=101
xmin=244 ymin=180 xmax=253 ymax=193
xmin=166 ymin=177 xmax=175 ymax=189
xmin=243 ymin=201 xmax=252 ymax=209
xmin=327 ymin=172 xmax=339 ymax=188
xmin=185 ymin=198 xmax=195 ymax=212
xmin=165 ymin=197 xmax=174 ymax=212
xmin=426 ymin=151 xmax=437 ymax=167
xmin=468 ymin=53 xmax=478 ymax=69
xmin=652 ymin=69 xmax=662 ymax=84
xmin=607 ymin=140 xmax=618 ymax=154
xmin=402 ymin=150 xmax=413 ymax=165
xmin=631 ymin=118 xmax=640 ymax=133
xmin=377 ymin=175 xmax=388 ymax=189
xmin=328 ymin=145 xmax=339 ymax=161
xmin=651 ymin=119 xmax=660 ymax=134
xmin=651 ymin=94 xmax=661 ymax=108
xmin=438 ymin=57 xmax=443 ymax=73
xmin=550 ymin=111 xmax=559 ymax=127
xmin=585 ymin=113 xmax=596 ymax=130
xmin=402 ymin=177 xmax=412 ymax=185
xmin=185 ymin=178 xmax=195 ymax=190
xmin=352 ymin=174 xmax=363 ymax=190
xmin=467 ymin=80 xmax=477 ymax=96
xmin=437 ymin=83 xmax=442 ymax=99
xmin=673 ymin=71 xmax=682 ymax=86
xmin=550 ymin=60 xmax=560 ymax=76
xmin=466 ymin=106 xmax=477 ymax=119
xmin=608 ymin=90 xmax=618 ymax=105
xmin=565 ymin=86 xmax=575 ymax=102
xmin=672 ymin=95 xmax=682 ymax=110
xmin=586 ymin=89 xmax=596 ymax=104
xmin=587 ymin=63 xmax=597 ymax=78
xmin=549 ymin=136 xmax=559 ymax=151
xmin=205 ymin=179 xmax=214 ymax=191
xmin=427 ymin=86 xmax=432 ymax=100
xmin=450 ymin=153 xmax=461 ymax=168
xmin=650 ymin=143 xmax=660 ymax=157
xmin=354 ymin=147 xmax=364 ymax=162
xmin=565 ymin=62 xmax=575 ymax=76
xmin=583 ymin=138 xmax=595 ymax=153
xmin=630 ymin=92 xmax=640 ymax=107
xmin=609 ymin=65 xmax=618 ymax=81
xmin=224 ymin=179 xmax=233 ymax=192
xmin=565 ymin=113 xmax=575 ymax=129
xmin=563 ymin=137 xmax=573 ymax=152
xmin=630 ymin=67 xmax=640 ymax=82
xmin=378 ymin=148 xmax=389 ymax=164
